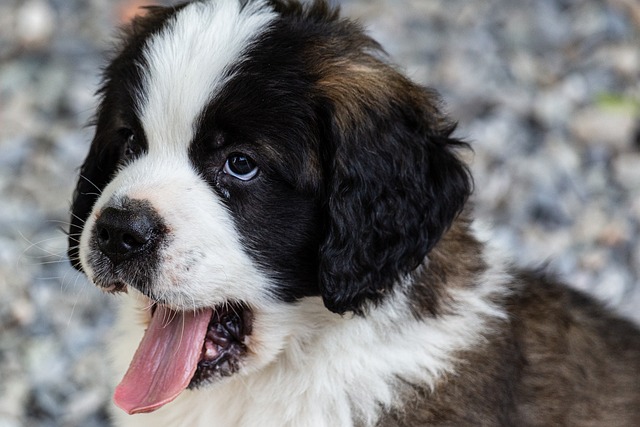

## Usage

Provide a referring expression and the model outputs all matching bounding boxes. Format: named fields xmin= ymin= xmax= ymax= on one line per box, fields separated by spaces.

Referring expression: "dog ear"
xmin=67 ymin=125 xmax=123 ymax=271
xmin=318 ymin=69 xmax=472 ymax=315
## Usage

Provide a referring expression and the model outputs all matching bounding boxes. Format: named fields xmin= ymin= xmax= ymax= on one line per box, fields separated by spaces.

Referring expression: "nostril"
xmin=98 ymin=227 xmax=111 ymax=244
xmin=94 ymin=204 xmax=160 ymax=265
xmin=122 ymin=232 xmax=138 ymax=248
xmin=121 ymin=229 xmax=151 ymax=250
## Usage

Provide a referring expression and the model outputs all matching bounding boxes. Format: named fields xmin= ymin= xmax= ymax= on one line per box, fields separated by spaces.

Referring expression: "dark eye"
xmin=224 ymin=153 xmax=259 ymax=181
xmin=118 ymin=127 xmax=143 ymax=160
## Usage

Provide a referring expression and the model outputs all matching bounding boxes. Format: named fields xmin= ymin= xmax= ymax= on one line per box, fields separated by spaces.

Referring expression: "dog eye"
xmin=118 ymin=128 xmax=143 ymax=160
xmin=224 ymin=153 xmax=259 ymax=181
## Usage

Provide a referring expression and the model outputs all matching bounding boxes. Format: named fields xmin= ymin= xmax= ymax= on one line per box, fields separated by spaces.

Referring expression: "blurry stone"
xmin=560 ymin=74 xmax=589 ymax=106
xmin=16 ymin=0 xmax=56 ymax=48
xmin=592 ymin=267 xmax=631 ymax=306
xmin=33 ymin=63 xmax=69 ymax=115
xmin=630 ymin=193 xmax=640 ymax=219
xmin=608 ymin=0 xmax=640 ymax=28
xmin=532 ymin=88 xmax=573 ymax=129
xmin=573 ymin=205 xmax=609 ymax=243
xmin=613 ymin=152 xmax=640 ymax=191
xmin=580 ymin=248 xmax=609 ymax=271
xmin=570 ymin=106 xmax=637 ymax=150
xmin=10 ymin=298 xmax=35 ymax=327
xmin=0 ymin=377 xmax=28 ymax=425
xmin=63 ymin=389 xmax=108 ymax=426
xmin=597 ymin=220 xmax=631 ymax=247
xmin=593 ymin=44 xmax=640 ymax=78
xmin=509 ymin=51 xmax=538 ymax=84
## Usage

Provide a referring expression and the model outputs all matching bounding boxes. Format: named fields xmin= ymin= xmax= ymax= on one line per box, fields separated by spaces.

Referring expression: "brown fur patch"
xmin=306 ymin=19 xmax=452 ymax=136
xmin=315 ymin=57 xmax=452 ymax=136
xmin=408 ymin=212 xmax=488 ymax=318
xmin=508 ymin=270 xmax=640 ymax=426
xmin=379 ymin=262 xmax=640 ymax=426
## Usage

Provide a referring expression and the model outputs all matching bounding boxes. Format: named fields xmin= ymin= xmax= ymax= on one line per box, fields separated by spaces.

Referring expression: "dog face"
xmin=68 ymin=0 xmax=471 ymax=413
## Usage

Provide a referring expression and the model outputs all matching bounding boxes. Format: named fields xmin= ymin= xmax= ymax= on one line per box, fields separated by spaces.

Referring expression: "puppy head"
xmin=68 ymin=0 xmax=471 ymax=407
xmin=69 ymin=0 xmax=471 ymax=314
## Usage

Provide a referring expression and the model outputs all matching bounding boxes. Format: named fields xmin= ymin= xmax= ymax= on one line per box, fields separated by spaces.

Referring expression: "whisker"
xmin=19 ymin=249 xmax=68 ymax=260
xmin=69 ymin=211 xmax=87 ymax=225
xmin=143 ymin=298 xmax=156 ymax=312
xmin=79 ymin=173 xmax=103 ymax=194
xmin=38 ymin=275 xmax=68 ymax=281
xmin=191 ymin=295 xmax=197 ymax=315
xmin=67 ymin=253 xmax=79 ymax=262
xmin=67 ymin=276 xmax=88 ymax=327
xmin=44 ymin=219 xmax=75 ymax=227
xmin=177 ymin=312 xmax=186 ymax=356
xmin=230 ymin=303 xmax=243 ymax=328
xmin=66 ymin=235 xmax=80 ymax=244
xmin=17 ymin=233 xmax=71 ymax=267
xmin=59 ymin=264 xmax=82 ymax=293
xmin=166 ymin=308 xmax=179 ymax=328
xmin=79 ymin=192 xmax=102 ymax=198
xmin=31 ymin=259 xmax=71 ymax=266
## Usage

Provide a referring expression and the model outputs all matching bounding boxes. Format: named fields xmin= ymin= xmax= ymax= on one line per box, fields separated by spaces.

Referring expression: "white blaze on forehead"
xmin=137 ymin=0 xmax=277 ymax=154
xmin=79 ymin=1 xmax=279 ymax=312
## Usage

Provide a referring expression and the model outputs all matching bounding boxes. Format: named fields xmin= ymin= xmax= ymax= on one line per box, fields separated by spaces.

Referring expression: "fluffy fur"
xmin=69 ymin=1 xmax=640 ymax=426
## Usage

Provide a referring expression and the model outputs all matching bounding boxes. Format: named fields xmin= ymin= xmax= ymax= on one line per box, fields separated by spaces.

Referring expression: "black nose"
xmin=95 ymin=205 xmax=159 ymax=265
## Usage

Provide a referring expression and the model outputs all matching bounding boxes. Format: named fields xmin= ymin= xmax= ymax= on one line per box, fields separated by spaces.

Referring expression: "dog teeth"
xmin=203 ymin=340 xmax=220 ymax=361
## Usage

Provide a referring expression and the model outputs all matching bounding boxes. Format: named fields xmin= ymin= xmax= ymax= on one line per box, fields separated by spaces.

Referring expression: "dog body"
xmin=69 ymin=1 xmax=640 ymax=425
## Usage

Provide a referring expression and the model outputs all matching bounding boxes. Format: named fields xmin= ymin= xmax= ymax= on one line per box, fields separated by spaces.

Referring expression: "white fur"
xmin=79 ymin=0 xmax=278 ymax=311
xmin=108 ymin=226 xmax=512 ymax=427
xmin=137 ymin=0 xmax=277 ymax=157
xmin=79 ymin=154 xmax=274 ymax=311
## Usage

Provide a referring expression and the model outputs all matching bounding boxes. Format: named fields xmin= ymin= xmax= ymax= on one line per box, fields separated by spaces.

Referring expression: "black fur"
xmin=69 ymin=0 xmax=472 ymax=315
xmin=319 ymin=112 xmax=472 ymax=314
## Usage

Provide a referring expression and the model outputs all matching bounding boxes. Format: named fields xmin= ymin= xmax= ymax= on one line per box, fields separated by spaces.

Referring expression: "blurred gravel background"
xmin=1 ymin=0 xmax=639 ymax=425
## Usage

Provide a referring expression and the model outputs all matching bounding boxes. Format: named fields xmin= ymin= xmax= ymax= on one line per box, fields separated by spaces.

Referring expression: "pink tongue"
xmin=114 ymin=306 xmax=213 ymax=414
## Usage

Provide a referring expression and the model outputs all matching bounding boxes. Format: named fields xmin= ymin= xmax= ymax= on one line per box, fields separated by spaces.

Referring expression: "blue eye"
xmin=224 ymin=153 xmax=259 ymax=181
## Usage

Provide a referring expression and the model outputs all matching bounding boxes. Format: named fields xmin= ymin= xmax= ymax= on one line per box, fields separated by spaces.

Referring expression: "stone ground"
xmin=0 ymin=0 xmax=639 ymax=425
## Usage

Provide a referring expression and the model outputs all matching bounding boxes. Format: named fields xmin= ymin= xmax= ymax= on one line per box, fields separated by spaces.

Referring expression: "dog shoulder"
xmin=506 ymin=269 xmax=640 ymax=425
xmin=378 ymin=265 xmax=640 ymax=426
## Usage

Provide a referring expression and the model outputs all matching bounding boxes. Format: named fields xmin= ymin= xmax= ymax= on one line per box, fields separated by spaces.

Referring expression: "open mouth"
xmin=113 ymin=300 xmax=252 ymax=415
xmin=193 ymin=302 xmax=253 ymax=386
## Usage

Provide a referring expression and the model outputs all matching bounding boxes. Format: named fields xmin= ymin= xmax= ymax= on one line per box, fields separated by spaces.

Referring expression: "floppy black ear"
xmin=318 ymin=81 xmax=472 ymax=315
xmin=67 ymin=129 xmax=123 ymax=271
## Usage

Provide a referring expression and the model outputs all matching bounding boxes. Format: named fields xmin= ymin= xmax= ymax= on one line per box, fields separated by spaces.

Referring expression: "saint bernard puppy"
xmin=68 ymin=0 xmax=640 ymax=425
